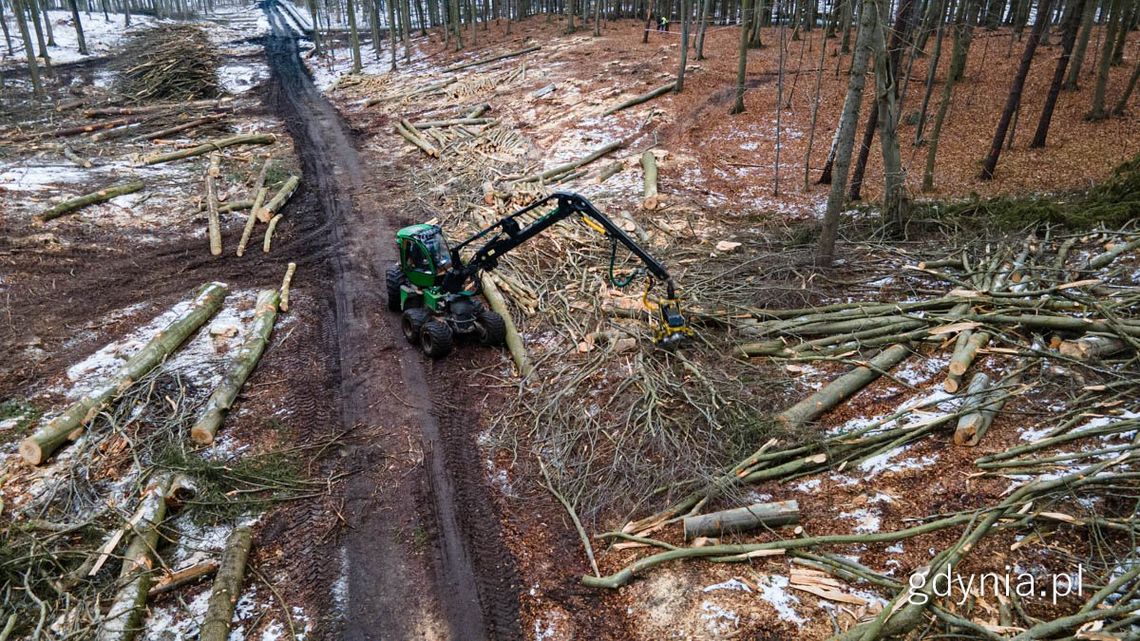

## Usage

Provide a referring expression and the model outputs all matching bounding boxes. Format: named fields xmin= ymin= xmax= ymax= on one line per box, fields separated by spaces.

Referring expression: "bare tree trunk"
xmin=804 ymin=27 xmax=830 ymax=189
xmin=198 ymin=527 xmax=255 ymax=641
xmin=924 ymin=0 xmax=974 ymax=189
xmin=1063 ymin=0 xmax=1095 ymax=89
xmin=849 ymin=0 xmax=915 ymax=201
xmin=68 ymin=0 xmax=88 ymax=54
xmin=816 ymin=0 xmax=873 ymax=267
xmin=979 ymin=0 xmax=1052 ymax=179
xmin=915 ymin=0 xmax=951 ymax=144
xmin=676 ymin=0 xmax=691 ymax=91
xmin=730 ymin=0 xmax=752 ymax=114
xmin=1030 ymin=0 xmax=1085 ymax=147
xmin=695 ymin=0 xmax=710 ymax=57
xmin=1088 ymin=0 xmax=1124 ymax=120
xmin=308 ymin=0 xmax=323 ymax=54
xmin=12 ymin=0 xmax=44 ymax=98
xmin=348 ymin=0 xmax=363 ymax=72
xmin=1113 ymin=58 xmax=1140 ymax=115
xmin=870 ymin=0 xmax=908 ymax=229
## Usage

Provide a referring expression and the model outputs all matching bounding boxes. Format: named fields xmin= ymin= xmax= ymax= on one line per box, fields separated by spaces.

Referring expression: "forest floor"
xmin=0 ymin=3 xmax=1138 ymax=641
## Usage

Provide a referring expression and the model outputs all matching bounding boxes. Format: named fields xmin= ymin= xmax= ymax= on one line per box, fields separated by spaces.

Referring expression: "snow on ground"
xmin=756 ymin=574 xmax=805 ymax=625
xmin=0 ymin=10 xmax=158 ymax=68
xmin=59 ymin=288 xmax=257 ymax=400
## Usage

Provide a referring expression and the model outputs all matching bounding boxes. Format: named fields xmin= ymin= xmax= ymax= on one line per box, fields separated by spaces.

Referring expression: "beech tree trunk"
xmin=1030 ymin=0 xmax=1086 ymax=148
xmin=924 ymin=0 xmax=976 ymax=190
xmin=198 ymin=526 xmax=255 ymax=641
xmin=36 ymin=181 xmax=145 ymax=223
xmin=94 ymin=475 xmax=176 ymax=641
xmin=141 ymin=134 xmax=276 ymax=165
xmin=777 ymin=343 xmax=912 ymax=428
xmin=1088 ymin=0 xmax=1124 ymax=120
xmin=206 ymin=152 xmax=223 ymax=256
xmin=730 ymin=0 xmax=753 ymax=114
xmin=1113 ymin=59 xmax=1140 ymax=115
xmin=1064 ymin=0 xmax=1096 ymax=90
xmin=191 ymin=290 xmax=280 ymax=445
xmin=19 ymin=283 xmax=228 ymax=465
xmin=12 ymin=0 xmax=43 ymax=98
xmin=979 ymin=0 xmax=1052 ymax=179
xmin=870 ymin=0 xmax=908 ymax=229
xmin=683 ymin=500 xmax=800 ymax=539
xmin=816 ymin=0 xmax=874 ymax=267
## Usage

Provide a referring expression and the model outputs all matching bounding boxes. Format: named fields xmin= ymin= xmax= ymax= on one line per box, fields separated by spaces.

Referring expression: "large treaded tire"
xmin=386 ymin=265 xmax=405 ymax=312
xmin=476 ymin=310 xmax=507 ymax=346
xmin=420 ymin=320 xmax=454 ymax=358
xmin=401 ymin=308 xmax=430 ymax=344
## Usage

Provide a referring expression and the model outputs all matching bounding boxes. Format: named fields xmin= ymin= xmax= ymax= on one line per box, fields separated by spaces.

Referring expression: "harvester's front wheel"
xmin=476 ymin=310 xmax=507 ymax=346
xmin=386 ymin=266 xmax=405 ymax=312
xmin=401 ymin=308 xmax=430 ymax=344
xmin=420 ymin=320 xmax=454 ymax=358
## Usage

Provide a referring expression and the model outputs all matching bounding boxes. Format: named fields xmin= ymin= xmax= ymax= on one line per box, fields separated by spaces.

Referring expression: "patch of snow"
xmin=858 ymin=445 xmax=939 ymax=478
xmin=756 ymin=575 xmax=805 ymax=625
xmin=885 ymin=542 xmax=904 ymax=554
xmin=794 ymin=479 xmax=821 ymax=493
xmin=699 ymin=601 xmax=740 ymax=636
xmin=893 ymin=356 xmax=948 ymax=386
xmin=702 ymin=578 xmax=753 ymax=593
xmin=332 ymin=545 xmax=350 ymax=609
xmin=839 ymin=508 xmax=881 ymax=534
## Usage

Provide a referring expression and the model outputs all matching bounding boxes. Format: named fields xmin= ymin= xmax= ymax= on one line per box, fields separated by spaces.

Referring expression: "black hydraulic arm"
xmin=448 ymin=192 xmax=678 ymax=297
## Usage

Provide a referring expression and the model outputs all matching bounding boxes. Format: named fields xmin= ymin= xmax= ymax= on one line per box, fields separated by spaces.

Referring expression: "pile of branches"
xmin=574 ymin=226 xmax=1140 ymax=639
xmin=116 ymin=25 xmax=221 ymax=103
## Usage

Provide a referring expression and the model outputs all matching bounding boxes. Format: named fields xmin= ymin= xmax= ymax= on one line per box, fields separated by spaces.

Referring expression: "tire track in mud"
xmin=261 ymin=7 xmax=521 ymax=640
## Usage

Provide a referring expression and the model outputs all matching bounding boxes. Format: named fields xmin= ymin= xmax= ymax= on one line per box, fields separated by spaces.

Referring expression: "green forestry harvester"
xmin=386 ymin=192 xmax=692 ymax=358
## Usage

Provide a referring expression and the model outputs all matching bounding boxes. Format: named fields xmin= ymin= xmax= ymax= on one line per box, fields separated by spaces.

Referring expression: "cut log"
xmin=595 ymin=162 xmax=622 ymax=184
xmin=256 ymin=175 xmax=300 ymax=223
xmin=19 ymin=283 xmax=228 ymax=465
xmin=411 ymin=117 xmax=495 ymax=128
xmin=1058 ymin=335 xmax=1128 ymax=361
xmin=191 ymin=289 xmax=280 ymax=445
xmin=603 ymin=82 xmax=677 ymax=116
xmin=1087 ymin=236 xmax=1140 ymax=270
xmin=206 ymin=152 xmax=222 ymax=256
xmin=531 ymin=83 xmax=557 ymax=99
xmin=237 ymin=187 xmax=268 ymax=257
xmin=62 ymin=144 xmax=93 ymax=168
xmin=776 ymin=344 xmax=913 ymax=429
xmin=198 ymin=526 xmax=254 ymax=641
xmin=138 ymin=113 xmax=227 ymax=141
xmin=511 ymin=141 xmax=623 ymax=184
xmin=954 ymin=372 xmax=1004 ymax=446
xmin=35 ymin=180 xmax=145 ymax=223
xmin=141 ymin=134 xmax=276 ymax=166
xmin=944 ymin=330 xmax=991 ymax=393
xmin=280 ymin=262 xmax=297 ymax=312
xmin=198 ymin=199 xmax=255 ymax=214
xmin=683 ymin=500 xmax=800 ymax=540
xmin=263 ymin=215 xmax=283 ymax=253
xmin=394 ymin=121 xmax=440 ymax=157
xmin=467 ymin=103 xmax=491 ymax=118
xmin=479 ymin=274 xmax=533 ymax=378
xmin=94 ymin=474 xmax=175 ymax=641
xmin=147 ymin=561 xmax=220 ymax=598
xmin=444 ymin=45 xmax=541 ymax=72
xmin=641 ymin=150 xmax=660 ymax=210
xmin=83 ymin=99 xmax=231 ymax=117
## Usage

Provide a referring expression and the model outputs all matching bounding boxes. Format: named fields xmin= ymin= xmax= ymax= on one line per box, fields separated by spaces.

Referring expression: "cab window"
xmin=406 ymin=241 xmax=432 ymax=272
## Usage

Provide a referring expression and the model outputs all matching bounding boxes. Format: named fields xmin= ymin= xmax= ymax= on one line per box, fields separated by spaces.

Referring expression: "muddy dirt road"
xmin=262 ymin=5 xmax=521 ymax=640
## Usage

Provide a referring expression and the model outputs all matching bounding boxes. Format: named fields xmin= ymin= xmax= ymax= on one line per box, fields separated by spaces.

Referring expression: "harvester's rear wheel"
xmin=476 ymin=310 xmax=506 ymax=346
xmin=386 ymin=265 xmax=405 ymax=312
xmin=401 ymin=308 xmax=430 ymax=344
xmin=421 ymin=320 xmax=454 ymax=358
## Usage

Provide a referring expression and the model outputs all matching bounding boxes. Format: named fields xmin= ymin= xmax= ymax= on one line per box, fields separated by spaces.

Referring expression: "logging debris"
xmin=116 ymin=25 xmax=221 ymax=102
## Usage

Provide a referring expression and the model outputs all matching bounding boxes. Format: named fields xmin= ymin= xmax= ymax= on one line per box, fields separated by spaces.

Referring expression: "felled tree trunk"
xmin=443 ymin=45 xmax=540 ymax=71
xmin=280 ymin=263 xmax=297 ymax=313
xmin=198 ymin=526 xmax=255 ymax=641
xmin=683 ymin=500 xmax=800 ymax=539
xmin=94 ymin=475 xmax=175 ymax=641
xmin=141 ymin=134 xmax=276 ymax=165
xmin=641 ymin=151 xmax=660 ymax=210
xmin=777 ymin=343 xmax=913 ymax=429
xmin=603 ymin=81 xmax=677 ymax=116
xmin=944 ymin=330 xmax=990 ymax=393
xmin=20 ymin=283 xmax=228 ymax=465
xmin=237 ymin=187 xmax=269 ymax=257
xmin=147 ymin=561 xmax=219 ymax=598
xmin=479 ymin=274 xmax=533 ymax=377
xmin=1058 ymin=336 xmax=1128 ymax=361
xmin=206 ymin=152 xmax=222 ymax=256
xmin=191 ymin=290 xmax=280 ymax=445
xmin=35 ymin=181 xmax=145 ymax=223
xmin=257 ymin=176 xmax=300 ymax=223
